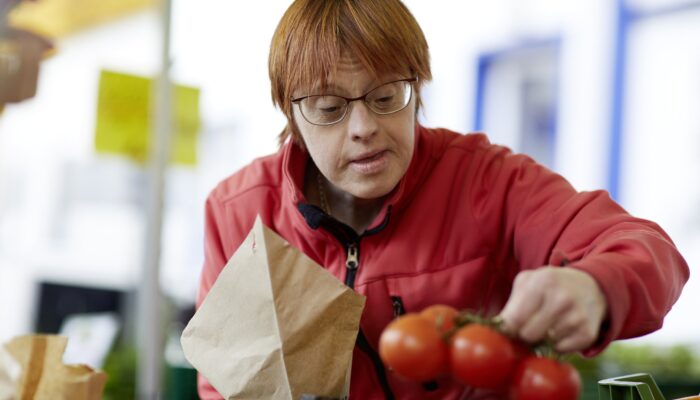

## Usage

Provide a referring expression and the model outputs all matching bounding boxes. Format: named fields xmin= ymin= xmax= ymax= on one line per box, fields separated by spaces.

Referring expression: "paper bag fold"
xmin=182 ymin=217 xmax=366 ymax=400
xmin=4 ymin=335 xmax=107 ymax=400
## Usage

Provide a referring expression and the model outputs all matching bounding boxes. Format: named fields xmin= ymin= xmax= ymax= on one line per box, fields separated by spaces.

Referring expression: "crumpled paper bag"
xmin=181 ymin=217 xmax=366 ymax=400
xmin=4 ymin=335 xmax=107 ymax=400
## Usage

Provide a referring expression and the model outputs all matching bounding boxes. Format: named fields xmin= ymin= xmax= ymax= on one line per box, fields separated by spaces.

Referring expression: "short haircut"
xmin=269 ymin=0 xmax=432 ymax=146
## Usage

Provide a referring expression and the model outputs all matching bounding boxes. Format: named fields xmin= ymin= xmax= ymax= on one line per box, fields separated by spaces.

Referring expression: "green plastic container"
xmin=598 ymin=373 xmax=700 ymax=400
xmin=598 ymin=373 xmax=666 ymax=400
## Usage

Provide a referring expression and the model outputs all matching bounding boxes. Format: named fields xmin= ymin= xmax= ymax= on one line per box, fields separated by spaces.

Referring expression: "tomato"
xmin=449 ymin=324 xmax=517 ymax=389
xmin=510 ymin=356 xmax=581 ymax=400
xmin=378 ymin=313 xmax=448 ymax=381
xmin=420 ymin=304 xmax=458 ymax=335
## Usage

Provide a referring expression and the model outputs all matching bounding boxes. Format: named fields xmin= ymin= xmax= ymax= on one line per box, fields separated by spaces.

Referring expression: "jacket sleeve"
xmin=474 ymin=144 xmax=689 ymax=355
xmin=195 ymin=193 xmax=228 ymax=400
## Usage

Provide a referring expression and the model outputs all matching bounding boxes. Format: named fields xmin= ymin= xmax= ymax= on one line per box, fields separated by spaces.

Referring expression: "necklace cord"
xmin=316 ymin=171 xmax=332 ymax=216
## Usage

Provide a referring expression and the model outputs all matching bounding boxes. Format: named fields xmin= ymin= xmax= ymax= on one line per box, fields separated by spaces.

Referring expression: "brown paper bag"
xmin=4 ymin=335 xmax=107 ymax=400
xmin=181 ymin=216 xmax=366 ymax=400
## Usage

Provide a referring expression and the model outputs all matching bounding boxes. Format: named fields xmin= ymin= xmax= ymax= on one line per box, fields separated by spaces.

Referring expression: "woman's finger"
xmin=498 ymin=270 xmax=544 ymax=335
xmin=518 ymin=287 xmax=573 ymax=343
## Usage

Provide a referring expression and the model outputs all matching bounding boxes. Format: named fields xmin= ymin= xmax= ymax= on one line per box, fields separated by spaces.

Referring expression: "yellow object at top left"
xmin=9 ymin=0 xmax=157 ymax=38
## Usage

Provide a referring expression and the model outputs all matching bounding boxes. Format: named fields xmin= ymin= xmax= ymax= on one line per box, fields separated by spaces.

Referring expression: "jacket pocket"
xmin=385 ymin=255 xmax=494 ymax=315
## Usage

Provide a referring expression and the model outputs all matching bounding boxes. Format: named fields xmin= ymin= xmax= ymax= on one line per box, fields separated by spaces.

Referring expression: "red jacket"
xmin=196 ymin=125 xmax=688 ymax=399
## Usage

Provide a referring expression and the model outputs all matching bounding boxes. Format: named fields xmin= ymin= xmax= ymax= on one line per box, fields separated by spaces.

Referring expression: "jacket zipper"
xmin=343 ymin=241 xmax=395 ymax=400
xmin=344 ymin=243 xmax=359 ymax=288
xmin=298 ymin=203 xmax=395 ymax=399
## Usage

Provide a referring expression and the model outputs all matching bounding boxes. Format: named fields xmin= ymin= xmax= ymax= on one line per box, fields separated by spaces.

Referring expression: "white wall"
xmin=617 ymin=8 xmax=700 ymax=345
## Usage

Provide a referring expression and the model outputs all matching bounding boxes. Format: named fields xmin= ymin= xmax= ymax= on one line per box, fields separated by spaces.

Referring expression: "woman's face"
xmin=292 ymin=55 xmax=416 ymax=200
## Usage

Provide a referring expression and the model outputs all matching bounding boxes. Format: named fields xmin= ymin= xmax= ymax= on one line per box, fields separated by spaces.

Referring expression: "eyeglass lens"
xmin=299 ymin=80 xmax=412 ymax=125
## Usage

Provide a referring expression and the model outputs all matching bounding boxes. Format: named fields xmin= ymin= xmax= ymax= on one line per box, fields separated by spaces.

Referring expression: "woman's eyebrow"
xmin=310 ymin=83 xmax=364 ymax=97
xmin=313 ymin=84 xmax=346 ymax=95
xmin=310 ymin=77 xmax=395 ymax=96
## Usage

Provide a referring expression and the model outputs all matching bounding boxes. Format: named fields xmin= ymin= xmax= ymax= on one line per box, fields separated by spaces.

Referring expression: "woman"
xmin=196 ymin=1 xmax=689 ymax=399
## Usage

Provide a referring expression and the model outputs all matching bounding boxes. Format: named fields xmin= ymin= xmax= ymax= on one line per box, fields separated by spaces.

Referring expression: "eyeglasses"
xmin=291 ymin=77 xmax=417 ymax=126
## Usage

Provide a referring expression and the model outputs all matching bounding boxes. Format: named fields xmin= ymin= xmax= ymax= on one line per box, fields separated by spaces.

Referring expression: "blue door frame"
xmin=473 ymin=2 xmax=700 ymax=200
xmin=472 ymin=38 xmax=562 ymax=168
xmin=608 ymin=0 xmax=700 ymax=200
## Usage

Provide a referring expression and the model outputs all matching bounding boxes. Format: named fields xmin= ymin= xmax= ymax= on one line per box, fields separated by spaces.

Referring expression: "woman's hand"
xmin=498 ymin=267 xmax=608 ymax=353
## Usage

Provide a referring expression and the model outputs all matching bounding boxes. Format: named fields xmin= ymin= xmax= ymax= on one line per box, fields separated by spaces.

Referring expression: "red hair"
xmin=269 ymin=0 xmax=432 ymax=146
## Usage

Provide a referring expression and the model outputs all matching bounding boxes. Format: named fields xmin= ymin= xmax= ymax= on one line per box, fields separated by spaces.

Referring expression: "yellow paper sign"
xmin=94 ymin=69 xmax=201 ymax=166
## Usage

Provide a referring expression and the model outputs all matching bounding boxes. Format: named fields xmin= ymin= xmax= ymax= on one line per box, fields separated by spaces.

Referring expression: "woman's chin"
xmin=344 ymin=183 xmax=397 ymax=201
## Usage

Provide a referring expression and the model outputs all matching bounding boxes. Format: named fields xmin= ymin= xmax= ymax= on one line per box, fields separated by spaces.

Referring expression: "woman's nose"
xmin=346 ymin=101 xmax=378 ymax=141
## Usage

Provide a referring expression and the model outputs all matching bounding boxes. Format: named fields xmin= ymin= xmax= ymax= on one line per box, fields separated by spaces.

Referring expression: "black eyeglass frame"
xmin=290 ymin=77 xmax=418 ymax=126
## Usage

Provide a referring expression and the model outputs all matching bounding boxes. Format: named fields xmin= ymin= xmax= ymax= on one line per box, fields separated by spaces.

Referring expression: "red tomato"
xmin=378 ymin=313 xmax=448 ymax=381
xmin=449 ymin=324 xmax=517 ymax=389
xmin=510 ymin=356 xmax=581 ymax=400
xmin=420 ymin=304 xmax=458 ymax=335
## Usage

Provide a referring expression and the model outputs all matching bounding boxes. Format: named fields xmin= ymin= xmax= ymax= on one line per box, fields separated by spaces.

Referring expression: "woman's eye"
xmin=310 ymin=96 xmax=344 ymax=113
xmin=320 ymin=106 xmax=340 ymax=113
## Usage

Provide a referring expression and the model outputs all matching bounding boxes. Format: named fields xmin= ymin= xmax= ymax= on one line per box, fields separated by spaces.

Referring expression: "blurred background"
xmin=0 ymin=0 xmax=698 ymax=398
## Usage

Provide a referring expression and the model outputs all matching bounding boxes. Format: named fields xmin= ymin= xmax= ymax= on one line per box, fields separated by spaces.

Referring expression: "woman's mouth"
xmin=349 ymin=151 xmax=388 ymax=175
